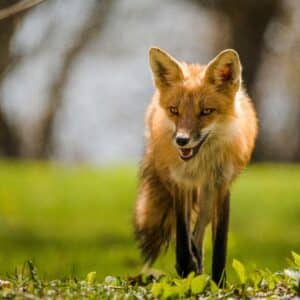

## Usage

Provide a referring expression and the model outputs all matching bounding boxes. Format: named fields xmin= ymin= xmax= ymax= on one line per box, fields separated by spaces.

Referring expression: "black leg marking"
xmin=191 ymin=238 xmax=202 ymax=271
xmin=192 ymin=187 xmax=211 ymax=274
xmin=212 ymin=191 xmax=230 ymax=286
xmin=175 ymin=200 xmax=199 ymax=277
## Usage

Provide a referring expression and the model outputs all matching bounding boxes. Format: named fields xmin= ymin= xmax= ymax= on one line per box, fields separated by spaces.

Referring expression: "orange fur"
xmin=134 ymin=48 xmax=258 ymax=275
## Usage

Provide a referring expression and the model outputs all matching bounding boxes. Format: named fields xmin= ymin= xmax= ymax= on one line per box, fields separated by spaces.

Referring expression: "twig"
xmin=105 ymin=286 xmax=124 ymax=290
xmin=0 ymin=0 xmax=46 ymax=21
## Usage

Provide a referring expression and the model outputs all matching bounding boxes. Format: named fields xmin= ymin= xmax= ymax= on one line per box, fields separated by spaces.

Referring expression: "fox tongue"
xmin=181 ymin=148 xmax=193 ymax=157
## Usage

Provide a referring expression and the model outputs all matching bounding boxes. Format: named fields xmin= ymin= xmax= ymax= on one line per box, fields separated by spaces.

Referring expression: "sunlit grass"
xmin=0 ymin=161 xmax=299 ymax=281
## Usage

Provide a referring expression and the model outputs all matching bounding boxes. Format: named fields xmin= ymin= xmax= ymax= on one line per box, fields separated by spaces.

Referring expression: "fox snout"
xmin=174 ymin=131 xmax=201 ymax=148
xmin=174 ymin=131 xmax=209 ymax=161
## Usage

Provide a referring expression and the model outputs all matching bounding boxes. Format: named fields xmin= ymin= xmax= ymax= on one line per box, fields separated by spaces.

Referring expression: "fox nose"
xmin=176 ymin=136 xmax=190 ymax=146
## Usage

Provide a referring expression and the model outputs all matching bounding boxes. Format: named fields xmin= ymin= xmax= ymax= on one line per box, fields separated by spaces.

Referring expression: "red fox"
xmin=134 ymin=47 xmax=257 ymax=284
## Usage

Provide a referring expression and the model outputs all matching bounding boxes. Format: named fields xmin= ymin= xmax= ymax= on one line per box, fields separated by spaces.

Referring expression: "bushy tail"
xmin=134 ymin=163 xmax=175 ymax=265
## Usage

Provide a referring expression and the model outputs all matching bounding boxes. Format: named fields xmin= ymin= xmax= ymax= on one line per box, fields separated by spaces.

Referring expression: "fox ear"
xmin=149 ymin=47 xmax=183 ymax=90
xmin=204 ymin=49 xmax=241 ymax=96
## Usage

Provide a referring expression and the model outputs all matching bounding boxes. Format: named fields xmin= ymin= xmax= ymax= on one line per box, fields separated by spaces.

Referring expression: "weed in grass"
xmin=1 ymin=253 xmax=300 ymax=299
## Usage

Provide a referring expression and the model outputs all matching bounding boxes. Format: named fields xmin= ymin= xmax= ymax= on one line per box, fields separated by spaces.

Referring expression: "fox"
xmin=134 ymin=47 xmax=258 ymax=284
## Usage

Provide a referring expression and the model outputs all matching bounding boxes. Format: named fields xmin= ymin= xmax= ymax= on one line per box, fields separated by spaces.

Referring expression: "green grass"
xmin=0 ymin=161 xmax=299 ymax=283
xmin=1 ymin=258 xmax=300 ymax=299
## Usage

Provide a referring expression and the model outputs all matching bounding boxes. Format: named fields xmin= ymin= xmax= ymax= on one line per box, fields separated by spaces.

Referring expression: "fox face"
xmin=161 ymin=89 xmax=226 ymax=161
xmin=149 ymin=48 xmax=242 ymax=161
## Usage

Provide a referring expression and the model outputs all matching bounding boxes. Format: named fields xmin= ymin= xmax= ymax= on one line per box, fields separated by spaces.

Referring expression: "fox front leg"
xmin=193 ymin=189 xmax=212 ymax=274
xmin=175 ymin=192 xmax=200 ymax=277
xmin=212 ymin=189 xmax=230 ymax=286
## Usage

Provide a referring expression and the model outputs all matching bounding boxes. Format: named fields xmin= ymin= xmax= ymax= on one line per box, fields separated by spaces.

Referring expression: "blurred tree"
xmin=0 ymin=0 xmax=46 ymax=157
xmin=37 ymin=1 xmax=112 ymax=158
xmin=0 ymin=0 xmax=45 ymax=21
xmin=0 ymin=0 xmax=112 ymax=159
xmin=0 ymin=0 xmax=20 ymax=156
xmin=199 ymin=0 xmax=282 ymax=93
xmin=254 ymin=1 xmax=300 ymax=161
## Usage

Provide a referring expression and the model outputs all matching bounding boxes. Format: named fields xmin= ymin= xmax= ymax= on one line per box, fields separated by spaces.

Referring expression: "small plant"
xmin=0 ymin=253 xmax=300 ymax=299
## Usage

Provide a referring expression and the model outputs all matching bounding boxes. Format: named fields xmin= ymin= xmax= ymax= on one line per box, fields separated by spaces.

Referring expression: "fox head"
xmin=149 ymin=47 xmax=242 ymax=161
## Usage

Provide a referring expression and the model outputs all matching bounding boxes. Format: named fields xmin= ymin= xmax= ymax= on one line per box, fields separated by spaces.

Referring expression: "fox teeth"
xmin=180 ymin=148 xmax=193 ymax=158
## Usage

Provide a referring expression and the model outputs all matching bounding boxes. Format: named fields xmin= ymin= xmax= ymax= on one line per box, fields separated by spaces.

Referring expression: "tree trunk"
xmin=0 ymin=0 xmax=20 ymax=157
xmin=36 ymin=0 xmax=113 ymax=158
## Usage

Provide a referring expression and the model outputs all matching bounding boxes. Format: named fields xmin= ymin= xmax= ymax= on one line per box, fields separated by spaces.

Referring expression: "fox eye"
xmin=169 ymin=106 xmax=179 ymax=115
xmin=201 ymin=108 xmax=215 ymax=116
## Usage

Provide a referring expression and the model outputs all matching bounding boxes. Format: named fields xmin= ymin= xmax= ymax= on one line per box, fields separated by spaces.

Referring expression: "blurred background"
xmin=0 ymin=0 xmax=299 ymax=280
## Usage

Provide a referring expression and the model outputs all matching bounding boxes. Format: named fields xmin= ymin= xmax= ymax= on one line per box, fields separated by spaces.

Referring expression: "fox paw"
xmin=176 ymin=255 xmax=200 ymax=278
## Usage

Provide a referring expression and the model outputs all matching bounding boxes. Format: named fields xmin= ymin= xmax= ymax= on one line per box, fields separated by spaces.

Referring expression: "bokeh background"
xmin=0 ymin=0 xmax=299 ymax=280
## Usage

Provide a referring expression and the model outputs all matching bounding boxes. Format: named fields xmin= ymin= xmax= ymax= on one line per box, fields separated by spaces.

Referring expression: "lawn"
xmin=0 ymin=161 xmax=299 ymax=283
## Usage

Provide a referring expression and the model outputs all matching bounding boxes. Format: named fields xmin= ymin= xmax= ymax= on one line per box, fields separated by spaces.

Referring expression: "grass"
xmin=0 ymin=161 xmax=299 ymax=287
xmin=0 ymin=161 xmax=138 ymax=279
xmin=0 ymin=258 xmax=300 ymax=299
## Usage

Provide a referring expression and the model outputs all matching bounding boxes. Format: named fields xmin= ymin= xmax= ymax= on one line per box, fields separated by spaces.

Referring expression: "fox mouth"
xmin=178 ymin=134 xmax=209 ymax=161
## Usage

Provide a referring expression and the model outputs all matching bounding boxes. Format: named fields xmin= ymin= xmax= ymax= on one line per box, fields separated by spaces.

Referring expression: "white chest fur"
xmin=169 ymin=138 xmax=235 ymax=189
